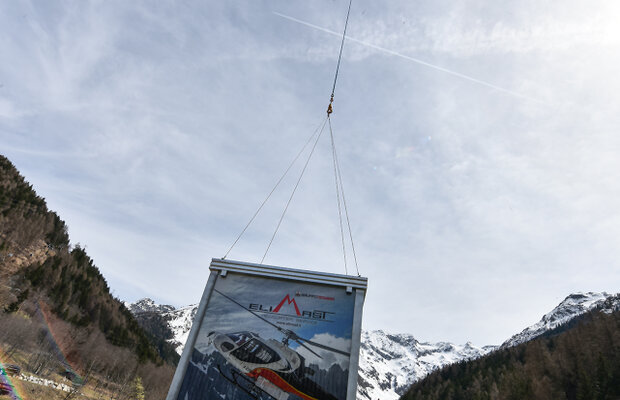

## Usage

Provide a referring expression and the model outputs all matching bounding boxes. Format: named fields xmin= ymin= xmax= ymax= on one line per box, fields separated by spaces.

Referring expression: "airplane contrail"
xmin=273 ymin=11 xmax=543 ymax=104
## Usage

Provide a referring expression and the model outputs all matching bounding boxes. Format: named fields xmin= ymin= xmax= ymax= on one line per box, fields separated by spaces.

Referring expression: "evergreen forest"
xmin=402 ymin=298 xmax=620 ymax=400
xmin=0 ymin=155 xmax=177 ymax=399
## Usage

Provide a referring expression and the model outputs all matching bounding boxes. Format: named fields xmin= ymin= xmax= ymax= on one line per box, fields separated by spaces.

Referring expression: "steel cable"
xmin=261 ymin=117 xmax=329 ymax=264
xmin=223 ymin=116 xmax=327 ymax=259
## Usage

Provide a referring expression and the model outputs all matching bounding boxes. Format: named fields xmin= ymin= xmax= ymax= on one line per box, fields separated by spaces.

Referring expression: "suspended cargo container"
xmin=166 ymin=258 xmax=367 ymax=400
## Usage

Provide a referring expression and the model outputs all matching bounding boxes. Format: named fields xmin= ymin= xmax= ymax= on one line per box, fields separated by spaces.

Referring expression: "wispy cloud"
xmin=274 ymin=12 xmax=544 ymax=103
xmin=2 ymin=0 xmax=620 ymax=346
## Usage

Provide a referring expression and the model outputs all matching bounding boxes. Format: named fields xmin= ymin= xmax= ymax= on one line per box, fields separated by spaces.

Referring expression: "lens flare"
xmin=0 ymin=352 xmax=24 ymax=400
xmin=34 ymin=301 xmax=83 ymax=386
xmin=1 ymin=302 xmax=86 ymax=399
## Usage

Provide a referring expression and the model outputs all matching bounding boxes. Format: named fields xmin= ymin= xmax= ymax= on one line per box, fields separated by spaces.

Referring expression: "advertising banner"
xmin=166 ymin=259 xmax=367 ymax=400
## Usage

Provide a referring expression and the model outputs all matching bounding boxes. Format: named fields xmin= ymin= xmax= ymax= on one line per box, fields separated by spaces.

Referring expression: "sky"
xmin=1 ymin=0 xmax=620 ymax=346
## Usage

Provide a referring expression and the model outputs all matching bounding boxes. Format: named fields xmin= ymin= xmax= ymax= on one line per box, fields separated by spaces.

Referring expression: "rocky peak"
xmin=125 ymin=298 xmax=175 ymax=314
xmin=501 ymin=291 xmax=610 ymax=348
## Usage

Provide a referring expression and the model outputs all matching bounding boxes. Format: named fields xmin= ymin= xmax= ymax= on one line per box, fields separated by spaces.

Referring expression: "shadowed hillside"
xmin=0 ymin=154 xmax=177 ymax=399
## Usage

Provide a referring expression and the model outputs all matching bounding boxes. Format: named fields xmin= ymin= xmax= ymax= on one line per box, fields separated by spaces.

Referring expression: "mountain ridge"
xmin=403 ymin=300 xmax=620 ymax=400
xmin=128 ymin=291 xmax=617 ymax=400
xmin=501 ymin=291 xmax=611 ymax=348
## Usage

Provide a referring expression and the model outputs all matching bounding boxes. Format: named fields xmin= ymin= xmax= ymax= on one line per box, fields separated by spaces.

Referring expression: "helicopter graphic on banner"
xmin=172 ymin=261 xmax=365 ymax=400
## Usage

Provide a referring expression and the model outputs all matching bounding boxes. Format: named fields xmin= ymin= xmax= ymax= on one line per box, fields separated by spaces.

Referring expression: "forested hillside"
xmin=402 ymin=299 xmax=620 ymax=400
xmin=0 ymin=154 xmax=176 ymax=399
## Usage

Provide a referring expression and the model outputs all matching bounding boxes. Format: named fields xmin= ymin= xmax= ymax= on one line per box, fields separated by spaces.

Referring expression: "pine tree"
xmin=133 ymin=376 xmax=145 ymax=400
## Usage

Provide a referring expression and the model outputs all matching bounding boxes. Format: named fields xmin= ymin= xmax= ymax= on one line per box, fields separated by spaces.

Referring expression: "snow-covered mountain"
xmin=126 ymin=298 xmax=490 ymax=400
xmin=160 ymin=305 xmax=198 ymax=354
xmin=126 ymin=298 xmax=197 ymax=354
xmin=357 ymin=330 xmax=494 ymax=400
xmin=127 ymin=291 xmax=619 ymax=400
xmin=125 ymin=298 xmax=175 ymax=314
xmin=501 ymin=292 xmax=613 ymax=348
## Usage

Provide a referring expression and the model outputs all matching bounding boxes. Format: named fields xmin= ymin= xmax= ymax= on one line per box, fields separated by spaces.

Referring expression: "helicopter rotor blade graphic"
xmin=293 ymin=339 xmax=323 ymax=359
xmin=299 ymin=338 xmax=350 ymax=357
xmin=213 ymin=288 xmax=349 ymax=357
xmin=284 ymin=330 xmax=349 ymax=357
